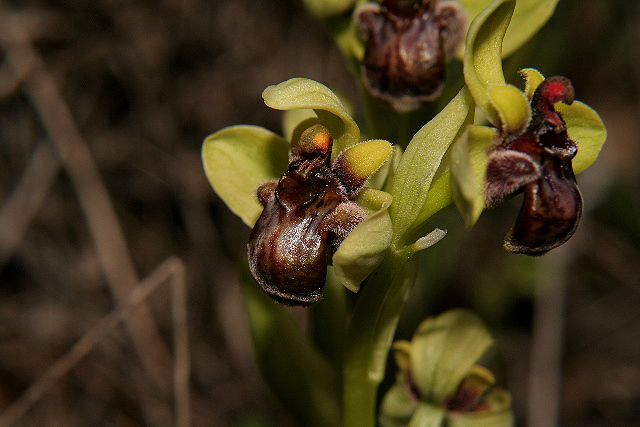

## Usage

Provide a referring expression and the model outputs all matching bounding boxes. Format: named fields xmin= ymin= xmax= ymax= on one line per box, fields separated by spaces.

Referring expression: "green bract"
xmin=389 ymin=87 xmax=474 ymax=247
xmin=457 ymin=0 xmax=560 ymax=57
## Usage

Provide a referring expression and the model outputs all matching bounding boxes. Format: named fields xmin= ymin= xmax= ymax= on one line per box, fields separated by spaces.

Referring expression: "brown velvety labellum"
xmin=247 ymin=125 xmax=369 ymax=305
xmin=505 ymin=158 xmax=582 ymax=255
xmin=248 ymin=167 xmax=343 ymax=305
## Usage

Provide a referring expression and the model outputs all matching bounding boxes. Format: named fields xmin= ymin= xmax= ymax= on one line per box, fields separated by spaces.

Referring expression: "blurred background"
xmin=0 ymin=0 xmax=638 ymax=426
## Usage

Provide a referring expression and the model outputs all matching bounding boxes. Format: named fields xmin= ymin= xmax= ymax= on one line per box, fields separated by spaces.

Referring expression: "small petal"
xmin=519 ymin=68 xmax=545 ymax=99
xmin=333 ymin=139 xmax=392 ymax=195
xmin=488 ymin=84 xmax=531 ymax=136
xmin=392 ymin=340 xmax=413 ymax=373
xmin=332 ymin=189 xmax=393 ymax=292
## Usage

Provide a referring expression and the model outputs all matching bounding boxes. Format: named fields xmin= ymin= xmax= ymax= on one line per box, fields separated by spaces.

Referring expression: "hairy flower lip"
xmin=248 ymin=124 xmax=392 ymax=305
xmin=485 ymin=75 xmax=584 ymax=255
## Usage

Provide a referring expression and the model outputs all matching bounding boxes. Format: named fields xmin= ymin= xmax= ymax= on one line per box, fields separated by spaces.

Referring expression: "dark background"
xmin=0 ymin=0 xmax=638 ymax=426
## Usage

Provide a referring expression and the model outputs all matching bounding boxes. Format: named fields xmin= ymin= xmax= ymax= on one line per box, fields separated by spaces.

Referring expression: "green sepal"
xmin=241 ymin=265 xmax=341 ymax=427
xmin=333 ymin=189 xmax=393 ymax=292
xmin=263 ymin=78 xmax=360 ymax=157
xmin=457 ymin=0 xmax=560 ymax=58
xmin=389 ymin=87 xmax=474 ymax=247
xmin=410 ymin=309 xmax=493 ymax=403
xmin=202 ymin=125 xmax=289 ymax=227
xmin=450 ymin=125 xmax=497 ymax=229
xmin=556 ymin=100 xmax=607 ymax=174
xmin=463 ymin=0 xmax=515 ymax=128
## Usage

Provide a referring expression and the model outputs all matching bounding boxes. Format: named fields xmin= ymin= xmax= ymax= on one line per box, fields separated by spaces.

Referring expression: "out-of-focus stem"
xmin=342 ymin=246 xmax=417 ymax=427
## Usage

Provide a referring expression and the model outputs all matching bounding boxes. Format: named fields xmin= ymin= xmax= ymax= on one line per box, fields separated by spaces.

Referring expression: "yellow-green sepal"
xmin=463 ymin=0 xmax=517 ymax=129
xmin=202 ymin=125 xmax=289 ymax=227
xmin=556 ymin=101 xmax=607 ymax=174
xmin=450 ymin=125 xmax=497 ymax=229
xmin=262 ymin=78 xmax=360 ymax=157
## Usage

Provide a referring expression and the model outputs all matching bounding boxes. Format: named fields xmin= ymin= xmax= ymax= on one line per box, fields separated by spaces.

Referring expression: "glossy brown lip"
xmin=247 ymin=125 xmax=367 ymax=305
xmin=484 ymin=76 xmax=583 ymax=255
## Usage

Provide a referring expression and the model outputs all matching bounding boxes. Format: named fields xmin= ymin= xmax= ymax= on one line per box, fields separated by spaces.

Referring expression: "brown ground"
xmin=0 ymin=0 xmax=639 ymax=426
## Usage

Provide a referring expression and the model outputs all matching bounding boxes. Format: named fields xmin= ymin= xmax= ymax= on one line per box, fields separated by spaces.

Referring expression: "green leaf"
xmin=463 ymin=0 xmax=515 ymax=128
xmin=333 ymin=189 xmax=393 ymax=292
xmin=389 ymin=87 xmax=474 ymax=246
xmin=410 ymin=309 xmax=493 ymax=403
xmin=263 ymin=78 xmax=360 ymax=156
xmin=450 ymin=125 xmax=497 ymax=229
xmin=458 ymin=0 xmax=560 ymax=57
xmin=202 ymin=125 xmax=289 ymax=227
xmin=555 ymin=101 xmax=607 ymax=174
xmin=242 ymin=266 xmax=341 ymax=427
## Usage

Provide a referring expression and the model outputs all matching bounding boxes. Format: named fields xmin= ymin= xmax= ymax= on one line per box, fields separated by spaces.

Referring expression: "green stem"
xmin=342 ymin=245 xmax=418 ymax=427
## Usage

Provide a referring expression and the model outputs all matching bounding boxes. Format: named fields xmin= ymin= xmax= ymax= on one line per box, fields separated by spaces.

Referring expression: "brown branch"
xmin=0 ymin=24 xmax=174 ymax=394
xmin=0 ymin=256 xmax=190 ymax=427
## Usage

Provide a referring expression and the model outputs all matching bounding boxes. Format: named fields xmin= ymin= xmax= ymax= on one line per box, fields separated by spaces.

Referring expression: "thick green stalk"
xmin=342 ymin=245 xmax=418 ymax=427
